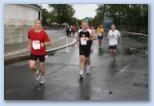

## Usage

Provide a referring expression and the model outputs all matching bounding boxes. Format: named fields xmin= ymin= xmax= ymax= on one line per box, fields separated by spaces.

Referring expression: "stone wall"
xmin=4 ymin=25 xmax=30 ymax=44
xmin=4 ymin=4 xmax=40 ymax=45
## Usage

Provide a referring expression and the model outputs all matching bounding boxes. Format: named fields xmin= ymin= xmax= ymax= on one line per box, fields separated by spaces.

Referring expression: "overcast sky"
xmin=41 ymin=4 xmax=98 ymax=19
xmin=73 ymin=4 xmax=98 ymax=19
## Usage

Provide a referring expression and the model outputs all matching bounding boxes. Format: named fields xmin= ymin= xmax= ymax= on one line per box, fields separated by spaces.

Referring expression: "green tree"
xmin=41 ymin=9 xmax=50 ymax=26
xmin=41 ymin=8 xmax=57 ymax=26
xmin=94 ymin=4 xmax=148 ymax=33
xmin=49 ymin=4 xmax=75 ymax=24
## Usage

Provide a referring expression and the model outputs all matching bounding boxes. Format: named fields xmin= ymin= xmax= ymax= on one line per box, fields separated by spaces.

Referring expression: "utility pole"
xmin=102 ymin=4 xmax=106 ymax=24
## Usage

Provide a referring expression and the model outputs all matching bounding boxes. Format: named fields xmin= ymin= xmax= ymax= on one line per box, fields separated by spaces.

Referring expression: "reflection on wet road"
xmin=4 ymin=36 xmax=148 ymax=100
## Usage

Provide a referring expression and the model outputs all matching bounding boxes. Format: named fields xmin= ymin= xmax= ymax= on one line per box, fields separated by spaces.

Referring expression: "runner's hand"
xmin=40 ymin=43 xmax=45 ymax=47
xmin=85 ymin=37 xmax=89 ymax=40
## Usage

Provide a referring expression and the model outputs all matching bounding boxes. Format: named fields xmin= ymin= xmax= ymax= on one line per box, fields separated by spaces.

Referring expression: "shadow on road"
xmin=79 ymin=75 xmax=91 ymax=100
xmin=108 ymin=61 xmax=119 ymax=77
xmin=27 ymin=84 xmax=46 ymax=100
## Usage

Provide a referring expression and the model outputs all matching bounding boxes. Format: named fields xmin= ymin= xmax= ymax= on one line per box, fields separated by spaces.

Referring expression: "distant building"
xmin=4 ymin=4 xmax=41 ymax=44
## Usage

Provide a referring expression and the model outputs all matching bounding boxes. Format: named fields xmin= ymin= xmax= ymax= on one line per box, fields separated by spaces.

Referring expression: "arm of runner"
xmin=41 ymin=31 xmax=51 ymax=47
xmin=75 ymin=30 xmax=80 ymax=44
xmin=91 ymin=32 xmax=96 ymax=40
xmin=42 ymin=41 xmax=51 ymax=46
xmin=89 ymin=29 xmax=96 ymax=40
xmin=117 ymin=30 xmax=121 ymax=44
xmin=116 ymin=30 xmax=121 ymax=38
xmin=27 ymin=39 xmax=31 ymax=52
xmin=75 ymin=34 xmax=80 ymax=45
xmin=118 ymin=31 xmax=121 ymax=38
xmin=107 ymin=31 xmax=110 ymax=39
xmin=102 ymin=28 xmax=105 ymax=34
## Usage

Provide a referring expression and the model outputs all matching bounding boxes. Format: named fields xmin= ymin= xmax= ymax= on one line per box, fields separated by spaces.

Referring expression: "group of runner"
xmin=66 ymin=25 xmax=78 ymax=37
xmin=27 ymin=19 xmax=121 ymax=84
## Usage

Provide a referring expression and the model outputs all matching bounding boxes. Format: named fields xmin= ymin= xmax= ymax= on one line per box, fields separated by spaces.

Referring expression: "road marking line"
xmin=115 ymin=64 xmax=130 ymax=76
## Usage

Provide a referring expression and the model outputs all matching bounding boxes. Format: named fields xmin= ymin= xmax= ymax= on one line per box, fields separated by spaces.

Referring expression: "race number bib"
xmin=80 ymin=37 xmax=87 ymax=45
xmin=32 ymin=40 xmax=40 ymax=50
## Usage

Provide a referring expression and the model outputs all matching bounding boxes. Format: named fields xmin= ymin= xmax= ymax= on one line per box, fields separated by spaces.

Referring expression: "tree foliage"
xmin=93 ymin=4 xmax=148 ymax=33
xmin=49 ymin=4 xmax=75 ymax=24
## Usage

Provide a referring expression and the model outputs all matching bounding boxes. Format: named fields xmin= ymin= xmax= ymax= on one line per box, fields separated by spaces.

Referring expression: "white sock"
xmin=80 ymin=70 xmax=83 ymax=75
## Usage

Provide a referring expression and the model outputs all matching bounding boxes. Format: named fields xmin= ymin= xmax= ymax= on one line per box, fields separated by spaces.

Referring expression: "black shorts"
xmin=79 ymin=46 xmax=91 ymax=57
xmin=97 ymin=35 xmax=103 ymax=40
xmin=108 ymin=45 xmax=117 ymax=50
xmin=30 ymin=54 xmax=45 ymax=62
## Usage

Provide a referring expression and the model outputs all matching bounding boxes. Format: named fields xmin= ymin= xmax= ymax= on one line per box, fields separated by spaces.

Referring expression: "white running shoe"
xmin=35 ymin=70 xmax=41 ymax=80
xmin=79 ymin=70 xmax=84 ymax=80
xmin=40 ymin=76 xmax=46 ymax=84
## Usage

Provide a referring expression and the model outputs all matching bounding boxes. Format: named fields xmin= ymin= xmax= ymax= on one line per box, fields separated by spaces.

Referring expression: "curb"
xmin=4 ymin=36 xmax=66 ymax=57
xmin=4 ymin=40 xmax=76 ymax=65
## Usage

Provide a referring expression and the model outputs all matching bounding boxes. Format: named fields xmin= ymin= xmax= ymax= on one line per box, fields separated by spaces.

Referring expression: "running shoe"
xmin=79 ymin=71 xmax=84 ymax=80
xmin=40 ymin=76 xmax=46 ymax=84
xmin=79 ymin=74 xmax=84 ymax=80
xmin=86 ymin=65 xmax=90 ymax=75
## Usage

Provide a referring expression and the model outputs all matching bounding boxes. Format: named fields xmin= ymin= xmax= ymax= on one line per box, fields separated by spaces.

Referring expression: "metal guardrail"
xmin=121 ymin=31 xmax=148 ymax=38
xmin=4 ymin=37 xmax=76 ymax=64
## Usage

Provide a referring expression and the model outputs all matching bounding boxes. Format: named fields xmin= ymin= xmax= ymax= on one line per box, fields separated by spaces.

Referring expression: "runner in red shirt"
xmin=27 ymin=19 xmax=51 ymax=84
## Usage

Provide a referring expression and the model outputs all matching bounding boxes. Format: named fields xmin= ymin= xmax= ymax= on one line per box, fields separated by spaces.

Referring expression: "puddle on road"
xmin=124 ymin=47 xmax=148 ymax=56
xmin=103 ymin=90 xmax=113 ymax=95
xmin=144 ymin=73 xmax=148 ymax=77
xmin=132 ymin=82 xmax=148 ymax=88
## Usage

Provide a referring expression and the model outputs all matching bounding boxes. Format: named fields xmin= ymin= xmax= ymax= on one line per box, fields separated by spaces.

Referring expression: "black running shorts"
xmin=30 ymin=54 xmax=45 ymax=62
xmin=108 ymin=45 xmax=117 ymax=50
xmin=79 ymin=46 xmax=91 ymax=57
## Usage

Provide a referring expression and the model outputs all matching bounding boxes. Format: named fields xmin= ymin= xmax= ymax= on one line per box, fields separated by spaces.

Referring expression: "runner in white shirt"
xmin=107 ymin=24 xmax=121 ymax=61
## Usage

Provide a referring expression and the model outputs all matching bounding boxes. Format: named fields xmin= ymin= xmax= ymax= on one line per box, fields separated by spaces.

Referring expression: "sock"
xmin=80 ymin=70 xmax=83 ymax=75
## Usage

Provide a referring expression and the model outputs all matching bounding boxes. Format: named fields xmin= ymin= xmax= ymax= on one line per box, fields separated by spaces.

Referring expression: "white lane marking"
xmin=115 ymin=64 xmax=130 ymax=76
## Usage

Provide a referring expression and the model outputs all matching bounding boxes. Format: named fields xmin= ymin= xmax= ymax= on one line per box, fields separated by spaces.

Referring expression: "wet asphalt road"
xmin=4 ymin=36 xmax=148 ymax=101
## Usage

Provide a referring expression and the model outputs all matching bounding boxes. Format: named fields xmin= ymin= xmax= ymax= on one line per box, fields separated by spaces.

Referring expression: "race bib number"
xmin=80 ymin=37 xmax=87 ymax=45
xmin=32 ymin=40 xmax=40 ymax=50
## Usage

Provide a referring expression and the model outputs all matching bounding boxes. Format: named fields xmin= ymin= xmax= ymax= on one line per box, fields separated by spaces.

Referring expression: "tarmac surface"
xmin=4 ymin=35 xmax=148 ymax=101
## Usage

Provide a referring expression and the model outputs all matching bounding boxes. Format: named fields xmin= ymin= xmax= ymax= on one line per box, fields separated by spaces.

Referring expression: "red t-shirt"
xmin=28 ymin=28 xmax=50 ymax=55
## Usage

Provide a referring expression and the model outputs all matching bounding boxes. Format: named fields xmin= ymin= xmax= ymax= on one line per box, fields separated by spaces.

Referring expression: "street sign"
xmin=104 ymin=18 xmax=113 ymax=30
